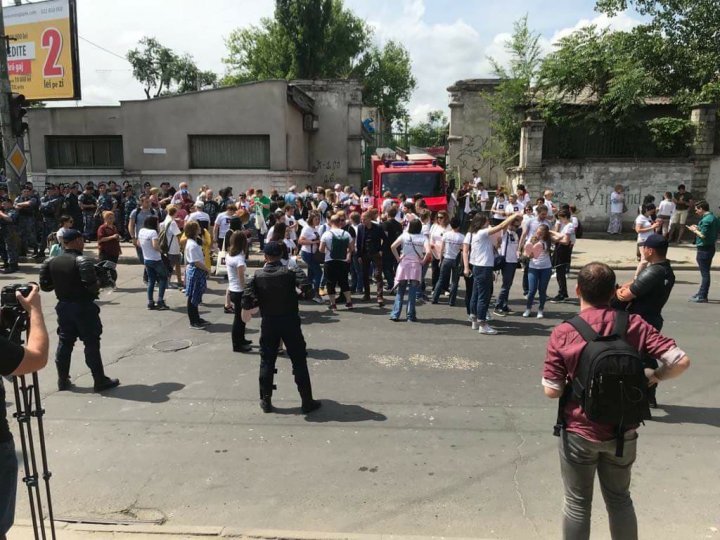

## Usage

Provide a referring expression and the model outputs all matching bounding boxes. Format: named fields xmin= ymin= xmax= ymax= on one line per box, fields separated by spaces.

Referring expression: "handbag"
xmin=214 ymin=249 xmax=228 ymax=276
xmin=312 ymin=231 xmax=325 ymax=263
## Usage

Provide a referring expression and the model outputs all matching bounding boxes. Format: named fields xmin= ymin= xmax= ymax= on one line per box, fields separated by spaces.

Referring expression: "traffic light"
xmin=9 ymin=93 xmax=29 ymax=137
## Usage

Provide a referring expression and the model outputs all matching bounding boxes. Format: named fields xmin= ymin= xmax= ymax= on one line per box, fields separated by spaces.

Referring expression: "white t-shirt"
xmin=161 ymin=217 xmax=181 ymax=256
xmin=285 ymin=214 xmax=298 ymax=240
xmin=525 ymin=217 xmax=552 ymax=239
xmin=185 ymin=238 xmax=204 ymax=264
xmin=399 ymin=232 xmax=428 ymax=262
xmin=507 ymin=201 xmax=523 ymax=214
xmin=429 ymin=223 xmax=449 ymax=259
xmin=658 ymin=200 xmax=675 ymax=218
xmin=216 ymin=212 xmax=233 ymax=239
xmin=138 ymin=228 xmax=161 ymax=262
xmin=492 ymin=197 xmax=507 ymax=219
xmin=560 ymin=222 xmax=576 ymax=245
xmin=320 ymin=229 xmax=351 ymax=262
xmin=189 ymin=211 xmax=210 ymax=223
xmin=544 ymin=199 xmax=556 ymax=218
xmin=476 ymin=189 xmax=489 ymax=204
xmin=440 ymin=231 xmax=464 ymax=260
xmin=465 ymin=229 xmax=498 ymax=268
xmin=527 ymin=240 xmax=552 ymax=269
xmin=499 ymin=230 xmax=520 ymax=264
xmin=571 ymin=216 xmax=579 ymax=229
xmin=226 ymin=253 xmax=246 ymax=293
xmin=635 ymin=215 xmax=654 ymax=243
xmin=610 ymin=191 xmax=625 ymax=214
xmin=299 ymin=224 xmax=319 ymax=254
xmin=519 ymin=194 xmax=532 ymax=208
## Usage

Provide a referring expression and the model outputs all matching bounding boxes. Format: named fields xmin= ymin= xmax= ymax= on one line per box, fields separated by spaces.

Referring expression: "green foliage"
xmin=222 ymin=0 xmax=415 ymax=126
xmin=408 ymin=110 xmax=448 ymax=149
xmin=359 ymin=41 xmax=417 ymax=129
xmin=646 ymin=117 xmax=695 ymax=152
xmin=486 ymin=16 xmax=543 ymax=167
xmin=538 ymin=27 xmax=656 ymax=125
xmin=595 ymin=0 xmax=720 ymax=107
xmin=127 ymin=37 xmax=218 ymax=98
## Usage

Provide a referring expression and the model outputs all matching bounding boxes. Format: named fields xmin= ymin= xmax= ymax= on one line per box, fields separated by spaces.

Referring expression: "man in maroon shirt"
xmin=543 ymin=262 xmax=690 ymax=540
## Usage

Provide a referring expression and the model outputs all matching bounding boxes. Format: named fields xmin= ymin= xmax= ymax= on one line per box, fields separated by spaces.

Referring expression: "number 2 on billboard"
xmin=41 ymin=28 xmax=64 ymax=78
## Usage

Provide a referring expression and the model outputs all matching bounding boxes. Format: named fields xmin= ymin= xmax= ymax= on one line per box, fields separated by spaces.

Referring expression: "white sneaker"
xmin=468 ymin=314 xmax=476 ymax=323
xmin=522 ymin=309 xmax=531 ymax=318
xmin=536 ymin=311 xmax=545 ymax=319
xmin=486 ymin=311 xmax=493 ymax=321
xmin=471 ymin=320 xmax=480 ymax=330
xmin=479 ymin=323 xmax=498 ymax=335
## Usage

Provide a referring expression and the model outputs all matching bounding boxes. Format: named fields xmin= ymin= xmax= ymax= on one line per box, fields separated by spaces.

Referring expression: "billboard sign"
xmin=4 ymin=0 xmax=81 ymax=101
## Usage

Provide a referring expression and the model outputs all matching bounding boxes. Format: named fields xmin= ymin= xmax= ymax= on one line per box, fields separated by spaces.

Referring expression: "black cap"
xmin=263 ymin=241 xmax=282 ymax=257
xmin=638 ymin=233 xmax=668 ymax=249
xmin=62 ymin=229 xmax=83 ymax=242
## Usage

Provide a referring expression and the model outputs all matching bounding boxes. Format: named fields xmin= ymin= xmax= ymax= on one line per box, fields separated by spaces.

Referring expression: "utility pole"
xmin=0 ymin=3 xmax=21 ymax=197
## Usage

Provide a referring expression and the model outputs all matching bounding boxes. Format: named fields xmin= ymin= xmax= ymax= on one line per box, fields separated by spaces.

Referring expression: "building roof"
xmin=447 ymin=79 xmax=502 ymax=92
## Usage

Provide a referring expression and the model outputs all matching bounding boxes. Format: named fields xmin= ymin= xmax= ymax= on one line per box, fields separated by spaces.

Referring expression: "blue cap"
xmin=638 ymin=233 xmax=668 ymax=249
xmin=263 ymin=241 xmax=283 ymax=257
xmin=62 ymin=229 xmax=83 ymax=242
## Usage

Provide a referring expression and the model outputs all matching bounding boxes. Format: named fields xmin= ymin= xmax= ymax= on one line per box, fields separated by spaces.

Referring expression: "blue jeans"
xmin=527 ymin=267 xmax=552 ymax=310
xmin=496 ymin=262 xmax=518 ymax=310
xmin=145 ymin=259 xmax=168 ymax=303
xmin=0 ymin=439 xmax=17 ymax=536
xmin=696 ymin=247 xmax=715 ymax=299
xmin=391 ymin=280 xmax=418 ymax=320
xmin=301 ymin=251 xmax=322 ymax=293
xmin=432 ymin=257 xmax=461 ymax=305
xmin=470 ymin=265 xmax=494 ymax=322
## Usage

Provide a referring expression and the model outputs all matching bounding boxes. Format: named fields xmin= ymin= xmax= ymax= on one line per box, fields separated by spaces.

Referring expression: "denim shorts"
xmin=0 ymin=439 xmax=18 ymax=535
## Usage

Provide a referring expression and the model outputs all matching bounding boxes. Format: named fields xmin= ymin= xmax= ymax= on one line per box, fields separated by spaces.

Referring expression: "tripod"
xmin=6 ymin=311 xmax=56 ymax=540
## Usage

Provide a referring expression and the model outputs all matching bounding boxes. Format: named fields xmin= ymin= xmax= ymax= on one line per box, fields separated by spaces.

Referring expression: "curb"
xmin=13 ymin=522 xmax=492 ymax=540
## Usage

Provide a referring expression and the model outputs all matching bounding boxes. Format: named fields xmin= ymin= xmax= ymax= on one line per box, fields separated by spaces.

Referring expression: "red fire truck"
xmin=370 ymin=149 xmax=447 ymax=212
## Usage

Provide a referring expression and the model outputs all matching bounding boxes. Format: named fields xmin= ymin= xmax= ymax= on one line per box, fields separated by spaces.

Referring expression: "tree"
xmin=538 ymin=27 xmax=657 ymax=124
xmin=222 ymin=0 xmax=416 ymax=127
xmin=359 ymin=41 xmax=416 ymax=130
xmin=485 ymin=16 xmax=544 ymax=166
xmin=595 ymin=0 xmax=720 ymax=106
xmin=127 ymin=37 xmax=218 ymax=98
xmin=408 ymin=110 xmax=447 ymax=149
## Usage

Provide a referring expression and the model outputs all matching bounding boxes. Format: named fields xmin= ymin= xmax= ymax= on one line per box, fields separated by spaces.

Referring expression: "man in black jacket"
xmin=39 ymin=229 xmax=119 ymax=392
xmin=241 ymin=241 xmax=321 ymax=414
xmin=357 ymin=209 xmax=387 ymax=305
xmin=615 ymin=233 xmax=676 ymax=407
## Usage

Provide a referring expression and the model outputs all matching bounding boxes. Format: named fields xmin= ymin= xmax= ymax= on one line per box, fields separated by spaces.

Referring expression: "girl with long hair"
xmin=389 ymin=219 xmax=430 ymax=322
xmin=184 ymin=221 xmax=210 ymax=328
xmin=523 ymin=224 xmax=553 ymax=318
xmin=226 ymin=231 xmax=251 ymax=352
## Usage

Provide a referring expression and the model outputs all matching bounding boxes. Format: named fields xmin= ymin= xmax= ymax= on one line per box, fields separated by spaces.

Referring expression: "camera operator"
xmin=0 ymin=284 xmax=49 ymax=540
xmin=39 ymin=229 xmax=119 ymax=393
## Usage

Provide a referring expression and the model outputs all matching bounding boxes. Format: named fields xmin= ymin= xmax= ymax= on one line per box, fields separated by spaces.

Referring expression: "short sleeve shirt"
xmin=226 ymin=253 xmax=246 ymax=292
xmin=162 ymin=218 xmax=181 ymax=256
xmin=138 ymin=228 xmax=161 ymax=261
xmin=185 ymin=238 xmax=204 ymax=264
xmin=320 ymin=229 xmax=351 ymax=262
xmin=674 ymin=191 xmax=692 ymax=211
xmin=635 ymin=214 xmax=654 ymax=243
xmin=467 ymin=229 xmax=498 ymax=267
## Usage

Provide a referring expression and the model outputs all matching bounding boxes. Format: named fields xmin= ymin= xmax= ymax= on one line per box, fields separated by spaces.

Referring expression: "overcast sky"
xmin=3 ymin=0 xmax=643 ymax=122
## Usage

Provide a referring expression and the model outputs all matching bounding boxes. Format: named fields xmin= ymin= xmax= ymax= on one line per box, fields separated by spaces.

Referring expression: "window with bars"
xmin=46 ymin=136 xmax=124 ymax=169
xmin=189 ymin=135 xmax=270 ymax=169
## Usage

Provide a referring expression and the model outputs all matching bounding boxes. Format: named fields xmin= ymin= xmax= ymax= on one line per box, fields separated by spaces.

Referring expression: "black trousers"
xmin=431 ymin=257 xmax=441 ymax=290
xmin=554 ymin=244 xmax=573 ymax=297
xmin=187 ymin=300 xmax=200 ymax=325
xmin=229 ymin=291 xmax=246 ymax=348
xmin=258 ymin=314 xmax=312 ymax=402
xmin=55 ymin=301 xmax=106 ymax=381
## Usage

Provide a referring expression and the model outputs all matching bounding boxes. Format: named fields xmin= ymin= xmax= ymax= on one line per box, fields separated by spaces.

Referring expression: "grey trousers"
xmin=559 ymin=430 xmax=638 ymax=540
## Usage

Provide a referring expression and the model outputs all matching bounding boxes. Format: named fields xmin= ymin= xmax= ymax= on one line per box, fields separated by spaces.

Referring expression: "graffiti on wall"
xmin=312 ymin=159 xmax=342 ymax=184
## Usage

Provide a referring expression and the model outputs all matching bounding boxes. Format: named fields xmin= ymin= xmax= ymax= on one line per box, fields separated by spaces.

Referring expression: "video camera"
xmin=0 ymin=283 xmax=33 ymax=339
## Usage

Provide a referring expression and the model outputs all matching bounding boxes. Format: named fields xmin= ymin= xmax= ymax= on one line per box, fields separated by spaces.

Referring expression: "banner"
xmin=4 ymin=0 xmax=81 ymax=101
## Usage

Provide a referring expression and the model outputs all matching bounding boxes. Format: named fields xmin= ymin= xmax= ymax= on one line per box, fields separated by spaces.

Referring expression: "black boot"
xmin=295 ymin=370 xmax=321 ymax=414
xmin=93 ymin=376 xmax=120 ymax=393
xmin=259 ymin=368 xmax=277 ymax=413
xmin=648 ymin=384 xmax=658 ymax=408
xmin=57 ymin=376 xmax=74 ymax=391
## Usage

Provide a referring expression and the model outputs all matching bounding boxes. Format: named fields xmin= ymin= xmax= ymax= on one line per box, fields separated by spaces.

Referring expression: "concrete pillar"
xmin=514 ymin=110 xmax=546 ymax=196
xmin=690 ymin=103 xmax=718 ymax=202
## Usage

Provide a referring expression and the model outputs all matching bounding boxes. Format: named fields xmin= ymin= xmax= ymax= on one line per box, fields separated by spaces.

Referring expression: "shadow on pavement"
xmin=307 ymin=348 xmax=350 ymax=360
xmin=203 ymin=323 xmax=232 ymax=333
xmin=651 ymin=404 xmax=720 ymax=428
xmin=303 ymin=399 xmax=387 ymax=423
xmin=300 ymin=311 xmax=340 ymax=325
xmin=70 ymin=382 xmax=185 ymax=403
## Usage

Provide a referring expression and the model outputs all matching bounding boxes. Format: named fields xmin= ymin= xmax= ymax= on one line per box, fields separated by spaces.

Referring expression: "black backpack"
xmin=554 ymin=310 xmax=650 ymax=457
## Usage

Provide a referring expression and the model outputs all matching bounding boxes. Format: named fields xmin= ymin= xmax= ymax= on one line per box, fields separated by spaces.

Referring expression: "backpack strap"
xmin=566 ymin=315 xmax=599 ymax=344
xmin=612 ymin=309 xmax=629 ymax=338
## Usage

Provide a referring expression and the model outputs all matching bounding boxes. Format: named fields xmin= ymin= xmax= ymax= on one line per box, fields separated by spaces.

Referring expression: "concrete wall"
xmin=296 ymin=80 xmax=363 ymax=188
xmin=447 ymin=79 xmax=507 ymax=188
xmin=705 ymin=156 xmax=720 ymax=212
xmin=541 ymin=159 xmax=695 ymax=230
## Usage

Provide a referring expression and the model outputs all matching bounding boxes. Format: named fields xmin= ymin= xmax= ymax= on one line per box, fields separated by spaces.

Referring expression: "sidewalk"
xmin=10 ymin=522 xmax=486 ymax=540
xmin=20 ymin=237 xmax=717 ymax=271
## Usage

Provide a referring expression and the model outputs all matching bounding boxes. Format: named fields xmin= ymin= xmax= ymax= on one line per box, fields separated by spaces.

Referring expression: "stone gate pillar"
xmin=510 ymin=110 xmax=545 ymax=196
xmin=690 ymin=103 xmax=717 ymax=202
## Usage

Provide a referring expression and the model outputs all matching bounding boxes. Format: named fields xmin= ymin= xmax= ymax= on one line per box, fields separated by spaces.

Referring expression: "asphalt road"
xmin=5 ymin=263 xmax=719 ymax=540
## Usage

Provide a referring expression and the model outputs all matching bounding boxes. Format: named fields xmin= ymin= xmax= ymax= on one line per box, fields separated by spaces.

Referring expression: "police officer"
xmin=39 ymin=229 xmax=119 ymax=392
xmin=0 ymin=196 xmax=19 ymax=274
xmin=241 ymin=241 xmax=321 ymax=414
xmin=615 ymin=233 xmax=676 ymax=407
xmin=61 ymin=183 xmax=83 ymax=238
xmin=40 ymin=184 xmax=62 ymax=254
xmin=13 ymin=185 xmax=37 ymax=257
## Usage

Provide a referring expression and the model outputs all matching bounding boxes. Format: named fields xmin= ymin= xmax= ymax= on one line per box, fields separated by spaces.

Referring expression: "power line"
xmin=79 ymin=35 xmax=130 ymax=62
